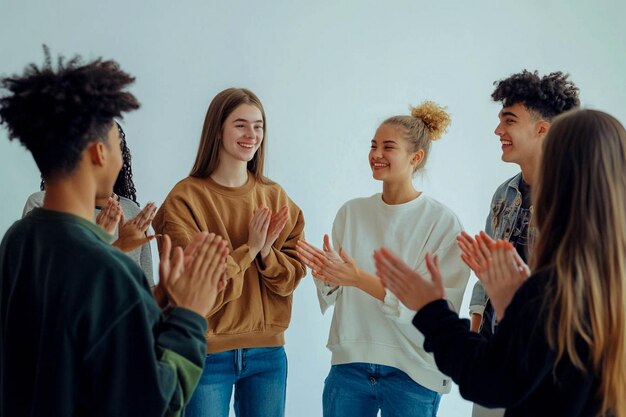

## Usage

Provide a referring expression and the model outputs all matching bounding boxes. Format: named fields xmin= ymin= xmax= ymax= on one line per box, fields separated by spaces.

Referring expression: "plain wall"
xmin=1 ymin=0 xmax=625 ymax=415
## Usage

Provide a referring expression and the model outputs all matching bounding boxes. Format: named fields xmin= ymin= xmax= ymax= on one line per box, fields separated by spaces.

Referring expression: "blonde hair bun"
xmin=410 ymin=101 xmax=451 ymax=141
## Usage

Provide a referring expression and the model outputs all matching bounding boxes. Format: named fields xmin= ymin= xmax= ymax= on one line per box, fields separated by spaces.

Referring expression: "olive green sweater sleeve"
xmin=84 ymin=302 xmax=207 ymax=417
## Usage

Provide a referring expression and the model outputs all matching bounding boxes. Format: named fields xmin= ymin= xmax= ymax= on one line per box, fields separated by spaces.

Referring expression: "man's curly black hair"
xmin=491 ymin=70 xmax=580 ymax=121
xmin=0 ymin=46 xmax=140 ymax=178
xmin=39 ymin=122 xmax=139 ymax=204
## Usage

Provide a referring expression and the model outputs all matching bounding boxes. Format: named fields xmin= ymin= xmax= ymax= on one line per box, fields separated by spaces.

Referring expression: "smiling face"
xmin=219 ymin=103 xmax=264 ymax=165
xmin=495 ymin=103 xmax=548 ymax=168
xmin=369 ymin=123 xmax=420 ymax=184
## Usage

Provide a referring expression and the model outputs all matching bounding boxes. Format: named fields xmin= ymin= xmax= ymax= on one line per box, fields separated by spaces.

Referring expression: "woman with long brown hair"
xmin=153 ymin=88 xmax=306 ymax=417
xmin=376 ymin=109 xmax=626 ymax=416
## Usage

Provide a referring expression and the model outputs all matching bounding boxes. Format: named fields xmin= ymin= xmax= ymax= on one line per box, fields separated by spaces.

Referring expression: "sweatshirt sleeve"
xmin=255 ymin=208 xmax=306 ymax=297
xmin=380 ymin=240 xmax=470 ymax=324
xmin=155 ymin=211 xmax=255 ymax=318
xmin=83 ymin=302 xmax=208 ymax=417
xmin=206 ymin=244 xmax=255 ymax=316
xmin=412 ymin=275 xmax=554 ymax=408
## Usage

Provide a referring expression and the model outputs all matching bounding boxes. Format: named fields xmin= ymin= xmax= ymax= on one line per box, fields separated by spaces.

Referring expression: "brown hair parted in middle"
xmin=382 ymin=100 xmax=451 ymax=172
xmin=531 ymin=109 xmax=626 ymax=417
xmin=190 ymin=88 xmax=268 ymax=182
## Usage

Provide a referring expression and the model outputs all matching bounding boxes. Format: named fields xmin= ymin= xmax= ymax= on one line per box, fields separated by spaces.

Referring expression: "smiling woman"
xmin=152 ymin=87 xmax=306 ymax=417
xmin=295 ymin=100 xmax=470 ymax=417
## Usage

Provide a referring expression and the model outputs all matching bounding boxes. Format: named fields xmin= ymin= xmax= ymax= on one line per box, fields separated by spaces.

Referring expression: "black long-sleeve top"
xmin=413 ymin=271 xmax=601 ymax=417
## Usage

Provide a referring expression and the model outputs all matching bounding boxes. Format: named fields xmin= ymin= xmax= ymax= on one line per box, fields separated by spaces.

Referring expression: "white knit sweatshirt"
xmin=315 ymin=193 xmax=470 ymax=394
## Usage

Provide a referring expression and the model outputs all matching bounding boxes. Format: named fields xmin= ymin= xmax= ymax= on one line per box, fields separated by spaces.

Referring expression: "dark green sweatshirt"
xmin=0 ymin=208 xmax=207 ymax=417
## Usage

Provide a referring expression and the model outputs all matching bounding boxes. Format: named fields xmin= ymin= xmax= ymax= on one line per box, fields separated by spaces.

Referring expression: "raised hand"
xmin=248 ymin=207 xmax=270 ymax=258
xmin=154 ymin=232 xmax=210 ymax=308
xmin=456 ymin=231 xmax=495 ymax=278
xmin=296 ymin=235 xmax=342 ymax=269
xmin=480 ymin=240 xmax=530 ymax=320
xmin=297 ymin=236 xmax=362 ymax=285
xmin=95 ymin=197 xmax=122 ymax=235
xmin=113 ymin=202 xmax=159 ymax=253
xmin=158 ymin=233 xmax=229 ymax=317
xmin=312 ymin=247 xmax=361 ymax=287
xmin=260 ymin=205 xmax=289 ymax=258
xmin=374 ymin=248 xmax=444 ymax=311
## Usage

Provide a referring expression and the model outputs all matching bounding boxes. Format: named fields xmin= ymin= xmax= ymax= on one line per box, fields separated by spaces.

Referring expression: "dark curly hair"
xmin=0 ymin=46 xmax=140 ymax=179
xmin=113 ymin=122 xmax=137 ymax=204
xmin=39 ymin=121 xmax=139 ymax=204
xmin=491 ymin=70 xmax=580 ymax=120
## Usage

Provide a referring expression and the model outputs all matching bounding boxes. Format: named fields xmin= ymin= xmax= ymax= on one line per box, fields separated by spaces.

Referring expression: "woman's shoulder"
xmin=420 ymin=195 xmax=463 ymax=223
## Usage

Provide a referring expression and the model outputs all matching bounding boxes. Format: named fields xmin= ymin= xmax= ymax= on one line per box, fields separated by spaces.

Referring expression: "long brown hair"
xmin=531 ymin=109 xmax=626 ymax=416
xmin=190 ymin=88 xmax=267 ymax=182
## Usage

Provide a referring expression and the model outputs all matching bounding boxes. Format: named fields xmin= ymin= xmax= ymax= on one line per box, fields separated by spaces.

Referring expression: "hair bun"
xmin=410 ymin=101 xmax=451 ymax=141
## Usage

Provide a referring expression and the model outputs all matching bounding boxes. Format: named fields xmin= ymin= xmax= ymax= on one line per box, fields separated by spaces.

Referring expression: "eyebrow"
xmin=233 ymin=118 xmax=264 ymax=124
xmin=500 ymin=111 xmax=519 ymax=118
xmin=371 ymin=139 xmax=398 ymax=144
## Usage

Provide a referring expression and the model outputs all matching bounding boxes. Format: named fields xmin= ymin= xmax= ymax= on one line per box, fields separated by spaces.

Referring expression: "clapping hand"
xmin=113 ymin=202 xmax=159 ymax=253
xmin=374 ymin=248 xmax=444 ymax=311
xmin=96 ymin=197 xmax=122 ymax=235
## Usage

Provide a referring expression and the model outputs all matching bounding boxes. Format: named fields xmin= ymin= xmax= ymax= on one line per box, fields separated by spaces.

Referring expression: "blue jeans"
xmin=184 ymin=347 xmax=287 ymax=417
xmin=323 ymin=363 xmax=441 ymax=417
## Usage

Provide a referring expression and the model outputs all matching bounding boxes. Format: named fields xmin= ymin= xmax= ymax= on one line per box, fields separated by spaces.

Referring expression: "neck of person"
xmin=210 ymin=157 xmax=250 ymax=188
xmin=519 ymin=156 xmax=539 ymax=187
xmin=381 ymin=178 xmax=421 ymax=205
xmin=41 ymin=171 xmax=99 ymax=222
xmin=95 ymin=196 xmax=110 ymax=207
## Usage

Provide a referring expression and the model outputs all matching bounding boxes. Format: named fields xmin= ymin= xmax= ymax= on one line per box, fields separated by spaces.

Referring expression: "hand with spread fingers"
xmin=374 ymin=248 xmax=444 ymax=311
xmin=480 ymin=240 xmax=530 ymax=320
xmin=158 ymin=232 xmax=229 ymax=317
xmin=296 ymin=234 xmax=342 ymax=268
xmin=112 ymin=202 xmax=159 ymax=253
xmin=154 ymin=231 xmax=211 ymax=308
xmin=260 ymin=205 xmax=289 ymax=258
xmin=456 ymin=231 xmax=495 ymax=278
xmin=297 ymin=235 xmax=387 ymax=300
xmin=296 ymin=235 xmax=352 ymax=285
xmin=96 ymin=197 xmax=122 ymax=235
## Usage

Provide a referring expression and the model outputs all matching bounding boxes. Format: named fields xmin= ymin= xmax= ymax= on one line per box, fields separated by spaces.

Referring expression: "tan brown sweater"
xmin=153 ymin=174 xmax=306 ymax=353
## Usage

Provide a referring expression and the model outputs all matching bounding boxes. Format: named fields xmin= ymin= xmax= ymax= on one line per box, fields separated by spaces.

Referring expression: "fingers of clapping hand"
xmin=183 ymin=232 xmax=210 ymax=266
xmin=322 ymin=234 xmax=333 ymax=252
xmin=296 ymin=239 xmax=326 ymax=267
xmin=373 ymin=248 xmax=412 ymax=290
xmin=373 ymin=248 xmax=412 ymax=302
xmin=425 ymin=253 xmax=443 ymax=292
xmin=131 ymin=202 xmax=157 ymax=231
xmin=269 ymin=206 xmax=288 ymax=229
xmin=474 ymin=234 xmax=492 ymax=264
xmin=159 ymin=234 xmax=173 ymax=283
xmin=197 ymin=236 xmax=225 ymax=281
xmin=511 ymin=249 xmax=530 ymax=279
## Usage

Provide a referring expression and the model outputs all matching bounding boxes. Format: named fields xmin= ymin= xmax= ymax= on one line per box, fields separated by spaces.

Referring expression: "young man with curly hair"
xmin=0 ymin=51 xmax=228 ymax=417
xmin=465 ymin=70 xmax=580 ymax=417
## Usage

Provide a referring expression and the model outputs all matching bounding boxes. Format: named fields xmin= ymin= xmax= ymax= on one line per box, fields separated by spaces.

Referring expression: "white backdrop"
xmin=1 ymin=1 xmax=625 ymax=415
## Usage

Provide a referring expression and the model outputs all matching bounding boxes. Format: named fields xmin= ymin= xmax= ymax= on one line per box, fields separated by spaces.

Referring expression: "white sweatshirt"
xmin=315 ymin=193 xmax=470 ymax=394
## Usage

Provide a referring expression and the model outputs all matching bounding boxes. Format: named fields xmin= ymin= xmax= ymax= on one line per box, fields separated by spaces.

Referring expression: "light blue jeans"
xmin=323 ymin=363 xmax=441 ymax=417
xmin=184 ymin=347 xmax=287 ymax=417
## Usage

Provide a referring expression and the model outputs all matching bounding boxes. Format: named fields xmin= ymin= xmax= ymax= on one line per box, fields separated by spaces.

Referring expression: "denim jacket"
xmin=469 ymin=172 xmax=529 ymax=322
